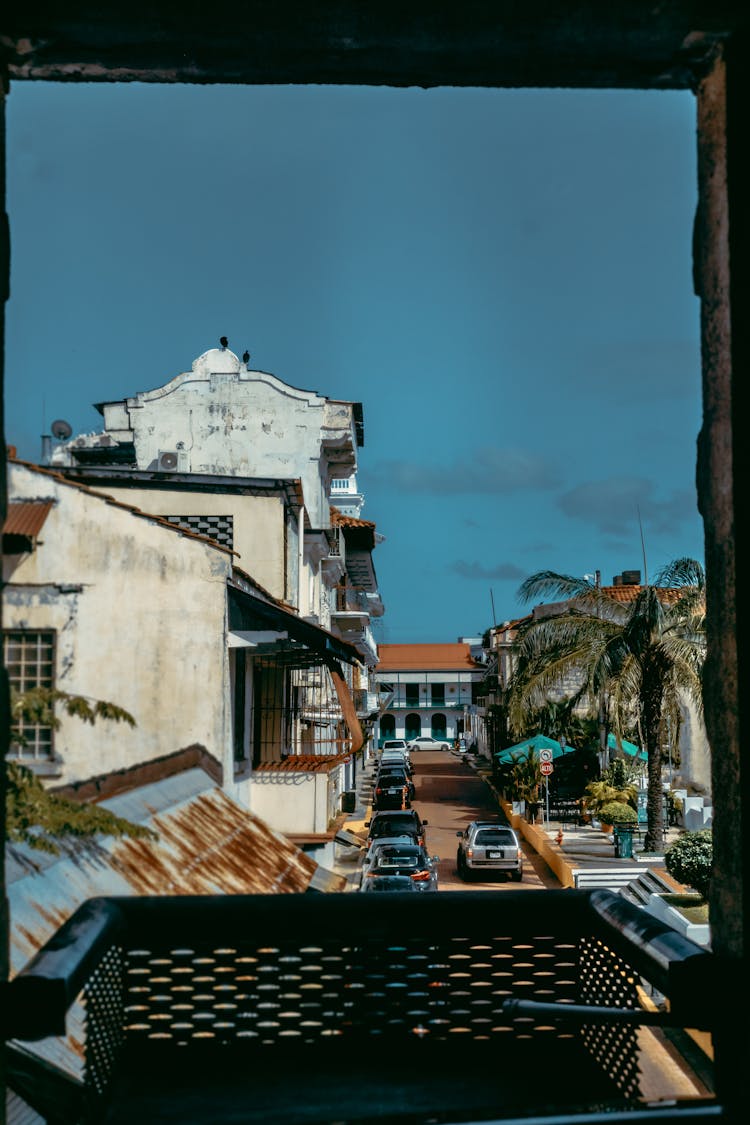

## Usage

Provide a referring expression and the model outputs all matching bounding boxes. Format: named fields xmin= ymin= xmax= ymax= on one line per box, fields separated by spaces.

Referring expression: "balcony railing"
xmin=5 ymin=889 xmax=719 ymax=1124
xmin=333 ymin=587 xmax=370 ymax=615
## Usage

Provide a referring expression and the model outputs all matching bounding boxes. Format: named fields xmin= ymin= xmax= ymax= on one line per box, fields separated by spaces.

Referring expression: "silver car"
xmin=456 ymin=821 xmax=523 ymax=881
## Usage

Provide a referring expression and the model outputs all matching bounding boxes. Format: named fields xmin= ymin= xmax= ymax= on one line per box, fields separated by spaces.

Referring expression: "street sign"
xmin=540 ymin=761 xmax=554 ymax=776
xmin=539 ymin=748 xmax=554 ymax=764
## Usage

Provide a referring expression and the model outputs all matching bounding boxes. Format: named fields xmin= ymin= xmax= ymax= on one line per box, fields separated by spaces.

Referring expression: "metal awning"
xmin=228 ymin=583 xmax=361 ymax=666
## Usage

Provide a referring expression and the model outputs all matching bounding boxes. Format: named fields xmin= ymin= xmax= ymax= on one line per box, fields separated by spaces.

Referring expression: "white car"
xmin=407 ymin=735 xmax=451 ymax=752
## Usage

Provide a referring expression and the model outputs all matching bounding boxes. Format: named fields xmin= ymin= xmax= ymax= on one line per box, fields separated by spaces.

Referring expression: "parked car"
xmin=373 ymin=766 xmax=412 ymax=809
xmin=407 ymin=735 xmax=451 ymax=752
xmin=362 ymin=834 xmax=422 ymax=870
xmin=365 ymin=809 xmax=428 ymax=849
xmin=360 ymin=874 xmax=422 ymax=892
xmin=381 ymin=739 xmax=409 ymax=751
xmin=361 ymin=843 xmax=440 ymax=892
xmin=455 ymin=820 xmax=524 ymax=881
xmin=377 ymin=762 xmax=415 ymax=799
xmin=379 ymin=748 xmax=412 ymax=774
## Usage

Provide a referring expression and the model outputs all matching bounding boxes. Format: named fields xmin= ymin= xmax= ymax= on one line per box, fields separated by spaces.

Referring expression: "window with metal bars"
xmin=250 ymin=656 xmax=350 ymax=767
xmin=3 ymin=629 xmax=56 ymax=759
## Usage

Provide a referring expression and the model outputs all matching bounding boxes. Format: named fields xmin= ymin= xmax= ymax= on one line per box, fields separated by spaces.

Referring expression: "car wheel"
xmin=512 ymin=870 xmax=523 ymax=882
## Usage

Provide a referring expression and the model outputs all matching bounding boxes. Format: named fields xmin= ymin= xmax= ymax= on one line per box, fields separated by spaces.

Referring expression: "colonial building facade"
xmin=373 ymin=642 xmax=485 ymax=749
xmin=6 ymin=344 xmax=385 ymax=843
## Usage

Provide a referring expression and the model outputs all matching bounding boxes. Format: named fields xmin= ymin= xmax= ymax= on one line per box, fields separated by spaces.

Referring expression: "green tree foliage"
xmin=665 ymin=829 xmax=713 ymax=900
xmin=6 ymin=761 xmax=156 ymax=854
xmin=6 ymin=687 xmax=155 ymax=854
xmin=506 ymin=558 xmax=706 ymax=852
xmin=495 ymin=750 xmax=542 ymax=820
xmin=11 ymin=687 xmax=136 ymax=733
xmin=583 ymin=778 xmax=637 ymax=816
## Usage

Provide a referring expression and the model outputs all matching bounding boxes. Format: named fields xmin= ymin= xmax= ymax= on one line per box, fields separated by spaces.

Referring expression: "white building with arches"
xmin=374 ymin=642 xmax=485 ymax=749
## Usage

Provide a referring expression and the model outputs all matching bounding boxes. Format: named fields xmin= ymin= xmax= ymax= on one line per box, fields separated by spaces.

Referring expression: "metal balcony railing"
xmin=4 ymin=890 xmax=719 ymax=1124
xmin=333 ymin=586 xmax=370 ymax=614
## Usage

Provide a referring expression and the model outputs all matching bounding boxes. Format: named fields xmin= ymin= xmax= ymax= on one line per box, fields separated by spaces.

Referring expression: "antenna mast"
xmin=637 ymin=505 xmax=649 ymax=586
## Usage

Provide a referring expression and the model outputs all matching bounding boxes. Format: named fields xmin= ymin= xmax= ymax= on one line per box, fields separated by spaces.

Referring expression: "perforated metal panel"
xmin=578 ymin=936 xmax=641 ymax=1099
xmin=120 ymin=934 xmax=594 ymax=1048
xmin=83 ymin=945 xmax=126 ymax=1098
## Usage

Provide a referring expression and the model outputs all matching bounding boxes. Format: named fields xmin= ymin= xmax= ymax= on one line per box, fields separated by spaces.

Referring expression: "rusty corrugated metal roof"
xmin=7 ymin=766 xmax=345 ymax=1084
xmin=3 ymin=501 xmax=54 ymax=538
xmin=254 ymin=753 xmax=351 ymax=773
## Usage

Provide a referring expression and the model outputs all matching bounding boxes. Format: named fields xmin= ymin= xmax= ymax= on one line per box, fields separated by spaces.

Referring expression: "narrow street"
xmin=409 ymin=750 xmax=562 ymax=890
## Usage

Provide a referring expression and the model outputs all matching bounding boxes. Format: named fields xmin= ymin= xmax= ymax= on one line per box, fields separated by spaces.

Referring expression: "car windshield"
xmin=376 ymin=856 xmax=419 ymax=869
xmin=363 ymin=877 xmax=415 ymax=891
xmin=370 ymin=817 xmax=419 ymax=837
xmin=475 ymin=829 xmax=516 ymax=846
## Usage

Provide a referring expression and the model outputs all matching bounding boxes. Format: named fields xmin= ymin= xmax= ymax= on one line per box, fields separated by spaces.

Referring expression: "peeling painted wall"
xmin=4 ymin=464 xmax=235 ymax=787
xmin=96 ymin=348 xmax=358 ymax=529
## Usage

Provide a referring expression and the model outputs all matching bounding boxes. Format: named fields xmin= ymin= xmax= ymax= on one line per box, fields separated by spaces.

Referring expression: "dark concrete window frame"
xmin=0 ymin=7 xmax=748 ymax=1118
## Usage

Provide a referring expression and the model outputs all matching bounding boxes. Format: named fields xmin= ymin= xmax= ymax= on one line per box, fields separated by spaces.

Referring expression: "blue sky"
xmin=6 ymin=83 xmax=702 ymax=643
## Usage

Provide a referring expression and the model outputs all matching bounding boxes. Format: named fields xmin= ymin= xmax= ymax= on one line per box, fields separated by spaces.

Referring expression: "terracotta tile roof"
xmin=376 ymin=643 xmax=479 ymax=671
xmin=3 ymin=500 xmax=54 ymax=538
xmin=254 ymin=753 xmax=352 ymax=773
xmin=330 ymin=506 xmax=375 ymax=529
xmin=600 ymin=585 xmax=684 ymax=605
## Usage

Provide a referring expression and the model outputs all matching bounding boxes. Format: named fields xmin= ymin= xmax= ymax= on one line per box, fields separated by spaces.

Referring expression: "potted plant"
xmin=646 ymin=830 xmax=712 ymax=946
xmin=664 ymin=829 xmax=713 ymax=900
xmin=598 ymin=800 xmax=638 ymax=833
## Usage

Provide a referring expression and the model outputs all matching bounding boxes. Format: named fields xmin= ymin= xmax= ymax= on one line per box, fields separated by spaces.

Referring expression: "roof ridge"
xmin=9 ymin=457 xmax=236 ymax=557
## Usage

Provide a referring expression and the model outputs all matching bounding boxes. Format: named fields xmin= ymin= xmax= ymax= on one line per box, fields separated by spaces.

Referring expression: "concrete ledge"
xmin=498 ymin=796 xmax=575 ymax=888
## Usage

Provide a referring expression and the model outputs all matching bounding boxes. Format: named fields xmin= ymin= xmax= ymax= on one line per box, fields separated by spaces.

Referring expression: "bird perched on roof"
xmin=220 ymin=336 xmax=228 ymax=348
xmin=243 ymin=350 xmax=250 ymax=365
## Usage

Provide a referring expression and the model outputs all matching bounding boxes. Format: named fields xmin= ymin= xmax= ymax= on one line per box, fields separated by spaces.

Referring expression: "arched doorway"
xmin=432 ymin=714 xmax=448 ymax=741
xmin=379 ymin=714 xmax=396 ymax=747
xmin=405 ymin=713 xmax=421 ymax=742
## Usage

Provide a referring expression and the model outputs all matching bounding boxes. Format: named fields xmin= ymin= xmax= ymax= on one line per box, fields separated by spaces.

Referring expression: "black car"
xmin=359 ymin=875 xmax=421 ymax=893
xmin=375 ymin=765 xmax=416 ymax=802
xmin=373 ymin=767 xmax=413 ymax=809
xmin=365 ymin=809 xmax=428 ymax=848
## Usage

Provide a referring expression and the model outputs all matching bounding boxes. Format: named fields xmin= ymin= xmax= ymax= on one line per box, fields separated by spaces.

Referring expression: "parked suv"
xmin=456 ymin=820 xmax=523 ymax=881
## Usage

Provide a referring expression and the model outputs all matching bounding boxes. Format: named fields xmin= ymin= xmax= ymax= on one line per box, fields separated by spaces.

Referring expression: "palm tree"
xmin=506 ymin=558 xmax=706 ymax=852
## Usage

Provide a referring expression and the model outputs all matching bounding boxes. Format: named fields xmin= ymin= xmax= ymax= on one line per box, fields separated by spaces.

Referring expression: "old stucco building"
xmin=15 ymin=344 xmax=385 ymax=841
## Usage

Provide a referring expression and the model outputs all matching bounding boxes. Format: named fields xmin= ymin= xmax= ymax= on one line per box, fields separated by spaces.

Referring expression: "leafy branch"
xmin=6 ymin=761 xmax=157 ymax=854
xmin=6 ymin=687 xmax=155 ymax=854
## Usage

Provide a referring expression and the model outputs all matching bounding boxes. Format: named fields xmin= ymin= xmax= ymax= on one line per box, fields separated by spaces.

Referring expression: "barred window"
xmin=3 ymin=630 xmax=55 ymax=760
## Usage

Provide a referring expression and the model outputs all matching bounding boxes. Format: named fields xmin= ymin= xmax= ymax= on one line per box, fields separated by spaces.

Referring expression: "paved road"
xmin=410 ymin=750 xmax=561 ymax=890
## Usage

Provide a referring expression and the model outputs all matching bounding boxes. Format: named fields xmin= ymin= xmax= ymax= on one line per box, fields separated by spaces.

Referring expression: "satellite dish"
xmin=51 ymin=419 xmax=73 ymax=441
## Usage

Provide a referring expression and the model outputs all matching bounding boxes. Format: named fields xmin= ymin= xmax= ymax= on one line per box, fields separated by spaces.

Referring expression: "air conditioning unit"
xmin=157 ymin=450 xmax=188 ymax=472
